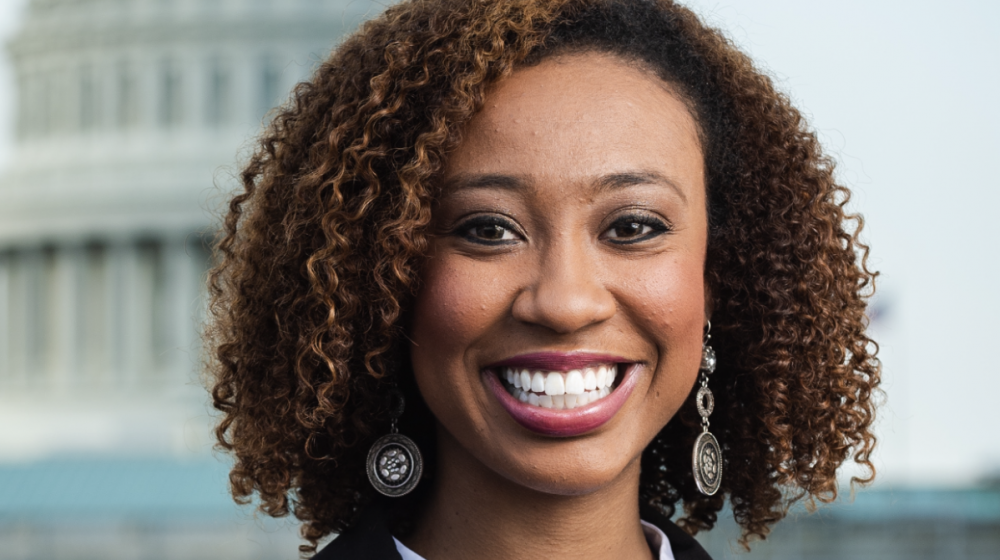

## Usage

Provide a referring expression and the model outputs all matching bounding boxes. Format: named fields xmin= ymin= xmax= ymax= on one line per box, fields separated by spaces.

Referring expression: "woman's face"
xmin=410 ymin=52 xmax=708 ymax=496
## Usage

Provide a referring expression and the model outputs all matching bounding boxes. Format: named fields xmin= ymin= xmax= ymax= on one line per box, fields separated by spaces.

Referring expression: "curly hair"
xmin=206 ymin=0 xmax=880 ymax=553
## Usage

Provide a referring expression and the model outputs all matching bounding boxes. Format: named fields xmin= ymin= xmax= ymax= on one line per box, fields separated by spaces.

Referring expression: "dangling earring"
xmin=692 ymin=321 xmax=722 ymax=496
xmin=366 ymin=388 xmax=423 ymax=497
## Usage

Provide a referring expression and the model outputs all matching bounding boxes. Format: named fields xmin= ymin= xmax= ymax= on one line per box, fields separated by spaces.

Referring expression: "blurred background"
xmin=0 ymin=0 xmax=996 ymax=558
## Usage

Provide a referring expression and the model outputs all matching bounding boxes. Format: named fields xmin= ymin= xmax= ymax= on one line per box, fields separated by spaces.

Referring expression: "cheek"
xmin=410 ymin=253 xmax=511 ymax=372
xmin=409 ymin=253 xmax=518 ymax=435
xmin=412 ymin=265 xmax=469 ymax=345
xmin=618 ymin=251 xmax=706 ymax=406
xmin=411 ymin=258 xmax=492 ymax=344
xmin=624 ymin=253 xmax=705 ymax=335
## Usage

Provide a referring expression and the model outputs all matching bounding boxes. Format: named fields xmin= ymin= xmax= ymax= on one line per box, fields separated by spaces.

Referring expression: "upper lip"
xmin=485 ymin=351 xmax=634 ymax=372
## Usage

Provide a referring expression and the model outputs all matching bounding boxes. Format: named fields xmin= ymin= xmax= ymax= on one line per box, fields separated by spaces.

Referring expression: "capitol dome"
xmin=0 ymin=0 xmax=383 ymax=460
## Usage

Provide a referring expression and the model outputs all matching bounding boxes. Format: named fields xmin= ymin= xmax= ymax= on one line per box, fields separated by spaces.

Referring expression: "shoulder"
xmin=641 ymin=505 xmax=715 ymax=560
xmin=312 ymin=503 xmax=404 ymax=560
xmin=314 ymin=502 xmax=714 ymax=560
xmin=658 ymin=522 xmax=714 ymax=560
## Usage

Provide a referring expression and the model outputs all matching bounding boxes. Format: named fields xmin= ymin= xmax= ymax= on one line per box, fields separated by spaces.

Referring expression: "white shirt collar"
xmin=393 ymin=520 xmax=675 ymax=560
xmin=641 ymin=518 xmax=677 ymax=560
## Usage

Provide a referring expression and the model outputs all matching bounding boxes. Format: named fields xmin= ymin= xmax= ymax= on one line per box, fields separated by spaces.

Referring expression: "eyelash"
xmin=602 ymin=213 xmax=672 ymax=244
xmin=452 ymin=213 xmax=672 ymax=246
xmin=454 ymin=215 xmax=521 ymax=245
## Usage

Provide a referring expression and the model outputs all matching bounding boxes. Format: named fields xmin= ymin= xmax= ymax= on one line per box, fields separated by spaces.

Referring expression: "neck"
xmin=404 ymin=426 xmax=654 ymax=560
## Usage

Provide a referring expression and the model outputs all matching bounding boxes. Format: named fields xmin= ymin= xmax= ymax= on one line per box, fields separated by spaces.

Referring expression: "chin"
xmin=432 ymin=401 xmax=650 ymax=499
xmin=500 ymin=445 xmax=642 ymax=497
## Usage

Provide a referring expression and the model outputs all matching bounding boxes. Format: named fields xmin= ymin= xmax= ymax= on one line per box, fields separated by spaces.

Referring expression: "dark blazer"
xmin=314 ymin=501 xmax=713 ymax=560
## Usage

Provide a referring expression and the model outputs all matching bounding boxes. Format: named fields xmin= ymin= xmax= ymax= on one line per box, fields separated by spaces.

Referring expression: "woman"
xmin=206 ymin=1 xmax=880 ymax=558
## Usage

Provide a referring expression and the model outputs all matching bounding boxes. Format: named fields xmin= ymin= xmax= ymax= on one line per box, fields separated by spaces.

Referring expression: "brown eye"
xmin=602 ymin=214 xmax=670 ymax=244
xmin=476 ymin=224 xmax=508 ymax=240
xmin=456 ymin=216 xmax=521 ymax=245
xmin=610 ymin=222 xmax=646 ymax=239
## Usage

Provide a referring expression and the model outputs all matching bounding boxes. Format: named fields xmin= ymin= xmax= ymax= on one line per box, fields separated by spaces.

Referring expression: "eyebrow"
xmin=443 ymin=173 xmax=528 ymax=192
xmin=593 ymin=171 xmax=688 ymax=204
xmin=444 ymin=170 xmax=687 ymax=203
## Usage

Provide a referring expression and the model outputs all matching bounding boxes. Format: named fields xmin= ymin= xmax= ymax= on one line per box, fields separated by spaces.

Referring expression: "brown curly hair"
xmin=206 ymin=0 xmax=880 ymax=553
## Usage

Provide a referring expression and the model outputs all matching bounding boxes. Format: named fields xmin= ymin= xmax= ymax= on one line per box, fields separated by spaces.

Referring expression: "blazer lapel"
xmin=312 ymin=501 xmax=404 ymax=560
xmin=313 ymin=500 xmax=713 ymax=560
xmin=640 ymin=504 xmax=714 ymax=560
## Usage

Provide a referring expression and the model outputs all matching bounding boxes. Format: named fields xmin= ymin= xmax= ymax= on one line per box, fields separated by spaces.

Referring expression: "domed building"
xmin=0 ymin=1 xmax=380 ymax=557
xmin=0 ymin=0 xmax=382 ymax=459
xmin=3 ymin=3 xmax=999 ymax=560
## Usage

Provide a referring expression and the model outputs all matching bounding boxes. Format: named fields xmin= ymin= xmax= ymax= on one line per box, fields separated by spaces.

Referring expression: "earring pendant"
xmin=366 ymin=390 xmax=423 ymax=497
xmin=366 ymin=432 xmax=423 ymax=497
xmin=692 ymin=430 xmax=722 ymax=496
xmin=692 ymin=339 xmax=722 ymax=496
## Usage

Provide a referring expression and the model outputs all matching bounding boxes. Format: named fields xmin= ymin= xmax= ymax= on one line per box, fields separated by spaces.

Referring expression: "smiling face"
xmin=409 ymin=52 xmax=708 ymax=496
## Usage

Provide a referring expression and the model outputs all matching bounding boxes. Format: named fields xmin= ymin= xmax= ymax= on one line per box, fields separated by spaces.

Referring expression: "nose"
xmin=510 ymin=241 xmax=616 ymax=334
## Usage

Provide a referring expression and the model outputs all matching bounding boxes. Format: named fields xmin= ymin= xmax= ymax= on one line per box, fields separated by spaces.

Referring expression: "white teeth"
xmin=565 ymin=370 xmax=584 ymax=395
xmin=544 ymin=372 xmax=565 ymax=396
xmin=508 ymin=368 xmax=519 ymax=388
xmin=531 ymin=372 xmax=546 ymax=393
xmin=500 ymin=363 xmax=623 ymax=410
xmin=552 ymin=394 xmax=565 ymax=409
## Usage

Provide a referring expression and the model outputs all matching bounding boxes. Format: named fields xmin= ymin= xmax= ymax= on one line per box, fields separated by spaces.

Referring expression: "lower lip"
xmin=482 ymin=364 xmax=643 ymax=437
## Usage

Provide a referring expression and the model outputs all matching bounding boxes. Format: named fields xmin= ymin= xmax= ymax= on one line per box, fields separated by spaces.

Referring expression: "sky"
xmin=676 ymin=0 xmax=1000 ymax=487
xmin=0 ymin=0 xmax=998 ymax=487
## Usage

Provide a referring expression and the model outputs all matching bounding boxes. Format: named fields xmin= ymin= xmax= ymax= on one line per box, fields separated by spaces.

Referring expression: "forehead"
xmin=443 ymin=52 xmax=704 ymax=193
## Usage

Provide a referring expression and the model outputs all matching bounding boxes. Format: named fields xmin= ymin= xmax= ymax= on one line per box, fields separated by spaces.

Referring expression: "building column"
xmin=103 ymin=242 xmax=123 ymax=385
xmin=78 ymin=244 xmax=108 ymax=386
xmin=17 ymin=249 xmax=44 ymax=387
xmin=6 ymin=251 xmax=26 ymax=387
xmin=108 ymin=240 xmax=154 ymax=387
xmin=48 ymin=245 xmax=84 ymax=392
xmin=164 ymin=235 xmax=198 ymax=383
xmin=0 ymin=252 xmax=10 ymax=385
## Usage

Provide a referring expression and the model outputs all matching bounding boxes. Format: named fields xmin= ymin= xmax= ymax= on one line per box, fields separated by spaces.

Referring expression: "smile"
xmin=482 ymin=352 xmax=642 ymax=437
xmin=499 ymin=365 xmax=617 ymax=409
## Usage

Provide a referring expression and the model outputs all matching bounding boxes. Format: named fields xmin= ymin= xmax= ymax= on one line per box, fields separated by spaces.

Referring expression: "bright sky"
xmin=1 ymin=0 xmax=998 ymax=486
xmin=679 ymin=0 xmax=1000 ymax=487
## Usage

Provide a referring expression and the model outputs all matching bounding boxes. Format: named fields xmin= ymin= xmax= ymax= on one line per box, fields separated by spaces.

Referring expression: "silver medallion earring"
xmin=366 ymin=389 xmax=423 ymax=497
xmin=692 ymin=321 xmax=722 ymax=496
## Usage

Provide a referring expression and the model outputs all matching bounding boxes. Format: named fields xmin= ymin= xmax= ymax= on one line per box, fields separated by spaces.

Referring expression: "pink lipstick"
xmin=489 ymin=352 xmax=629 ymax=372
xmin=482 ymin=352 xmax=643 ymax=437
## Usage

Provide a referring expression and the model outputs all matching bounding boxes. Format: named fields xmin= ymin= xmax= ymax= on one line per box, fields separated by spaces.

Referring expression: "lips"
xmin=482 ymin=352 xmax=642 ymax=437
xmin=489 ymin=352 xmax=629 ymax=371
